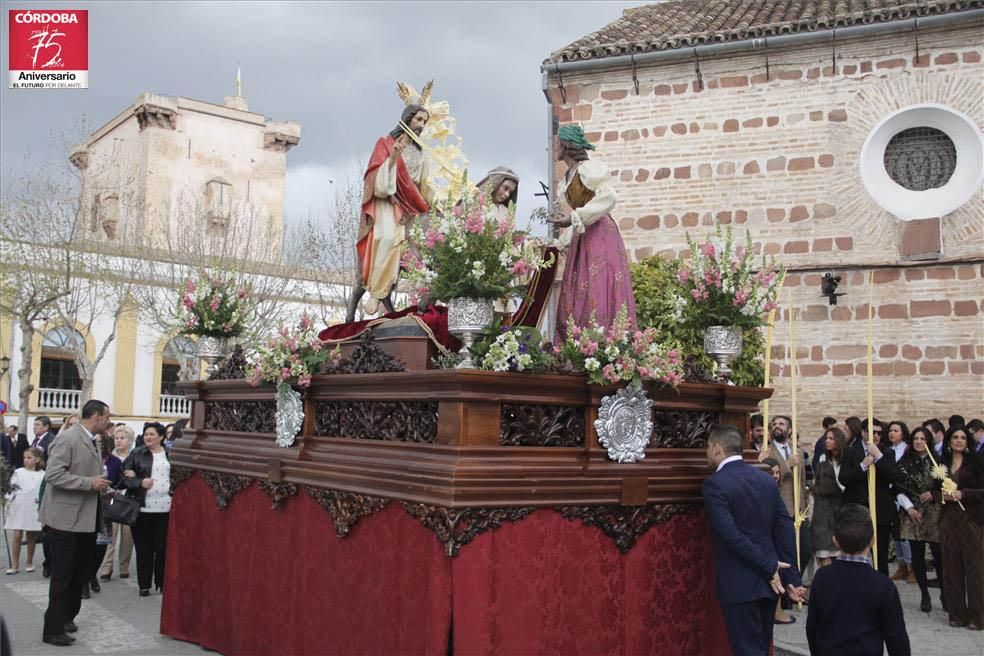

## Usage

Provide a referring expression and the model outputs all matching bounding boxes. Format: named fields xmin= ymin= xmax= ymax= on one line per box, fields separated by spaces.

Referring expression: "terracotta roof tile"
xmin=546 ymin=0 xmax=983 ymax=63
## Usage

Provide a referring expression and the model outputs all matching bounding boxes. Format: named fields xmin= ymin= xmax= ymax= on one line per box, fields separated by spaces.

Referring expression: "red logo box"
xmin=8 ymin=9 xmax=88 ymax=88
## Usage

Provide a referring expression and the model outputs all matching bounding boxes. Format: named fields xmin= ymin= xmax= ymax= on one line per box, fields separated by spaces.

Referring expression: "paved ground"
xmin=774 ymin=573 xmax=983 ymax=656
xmin=1 ymin=530 xmax=207 ymax=656
xmin=5 ymin=528 xmax=981 ymax=656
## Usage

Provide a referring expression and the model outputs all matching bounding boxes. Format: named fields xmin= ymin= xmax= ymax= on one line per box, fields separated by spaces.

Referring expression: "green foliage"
xmin=630 ymin=256 xmax=765 ymax=387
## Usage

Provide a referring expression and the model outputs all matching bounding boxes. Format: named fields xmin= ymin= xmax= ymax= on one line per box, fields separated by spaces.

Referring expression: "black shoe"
xmin=89 ymin=578 xmax=100 ymax=593
xmin=139 ymin=589 xmax=150 ymax=597
xmin=119 ymin=573 xmax=129 ymax=579
xmin=81 ymin=584 xmax=90 ymax=600
xmin=920 ymin=592 xmax=932 ymax=613
xmin=927 ymin=578 xmax=940 ymax=588
xmin=100 ymin=574 xmax=111 ymax=582
xmin=64 ymin=621 xmax=77 ymax=633
xmin=42 ymin=634 xmax=75 ymax=646
xmin=42 ymin=566 xmax=50 ymax=578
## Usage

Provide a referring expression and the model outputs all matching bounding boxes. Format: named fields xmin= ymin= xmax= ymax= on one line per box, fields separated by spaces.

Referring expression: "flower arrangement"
xmin=556 ymin=307 xmax=685 ymax=387
xmin=930 ymin=461 xmax=966 ymax=511
xmin=673 ymin=226 xmax=784 ymax=330
xmin=177 ymin=270 xmax=251 ymax=337
xmin=403 ymin=181 xmax=553 ymax=303
xmin=476 ymin=326 xmax=554 ymax=373
xmin=247 ymin=312 xmax=341 ymax=388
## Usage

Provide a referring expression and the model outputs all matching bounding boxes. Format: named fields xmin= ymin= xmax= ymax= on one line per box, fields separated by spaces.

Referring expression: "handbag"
xmin=102 ymin=489 xmax=140 ymax=526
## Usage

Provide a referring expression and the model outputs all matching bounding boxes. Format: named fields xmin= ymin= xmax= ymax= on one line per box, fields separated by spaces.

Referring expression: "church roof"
xmin=546 ymin=0 xmax=982 ymax=64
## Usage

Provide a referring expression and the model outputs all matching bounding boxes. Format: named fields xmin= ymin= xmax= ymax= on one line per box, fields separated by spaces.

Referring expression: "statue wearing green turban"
xmin=549 ymin=125 xmax=637 ymax=342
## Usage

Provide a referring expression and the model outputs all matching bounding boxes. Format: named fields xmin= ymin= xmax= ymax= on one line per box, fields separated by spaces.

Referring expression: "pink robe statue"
xmin=554 ymin=159 xmax=637 ymax=343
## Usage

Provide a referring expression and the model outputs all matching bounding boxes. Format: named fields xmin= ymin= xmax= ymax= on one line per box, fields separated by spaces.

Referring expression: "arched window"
xmin=40 ymin=327 xmax=84 ymax=390
xmin=161 ymin=336 xmax=197 ymax=395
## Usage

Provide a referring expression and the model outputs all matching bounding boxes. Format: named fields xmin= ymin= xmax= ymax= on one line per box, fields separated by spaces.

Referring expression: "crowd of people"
xmin=1 ymin=406 xmax=186 ymax=646
xmin=750 ymin=412 xmax=984 ymax=633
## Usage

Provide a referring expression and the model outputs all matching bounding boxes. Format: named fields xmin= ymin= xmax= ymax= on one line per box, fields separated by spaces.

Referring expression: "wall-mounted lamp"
xmin=820 ymin=273 xmax=845 ymax=305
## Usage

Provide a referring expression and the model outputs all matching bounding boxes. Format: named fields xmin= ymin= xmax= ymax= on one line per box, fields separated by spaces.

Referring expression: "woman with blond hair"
xmin=98 ymin=425 xmax=134 ymax=581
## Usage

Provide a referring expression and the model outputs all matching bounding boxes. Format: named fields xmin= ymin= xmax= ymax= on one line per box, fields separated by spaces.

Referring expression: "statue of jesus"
xmin=346 ymin=104 xmax=433 ymax=322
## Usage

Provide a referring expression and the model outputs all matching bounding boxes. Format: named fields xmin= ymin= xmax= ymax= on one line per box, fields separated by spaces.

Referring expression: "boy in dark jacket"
xmin=806 ymin=504 xmax=910 ymax=656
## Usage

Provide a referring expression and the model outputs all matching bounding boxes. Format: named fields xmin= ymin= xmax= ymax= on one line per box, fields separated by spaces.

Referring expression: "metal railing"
xmin=159 ymin=394 xmax=191 ymax=417
xmin=38 ymin=388 xmax=82 ymax=412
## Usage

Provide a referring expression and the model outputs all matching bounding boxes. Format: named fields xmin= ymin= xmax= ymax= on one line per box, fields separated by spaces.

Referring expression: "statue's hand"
xmin=546 ymin=216 xmax=572 ymax=228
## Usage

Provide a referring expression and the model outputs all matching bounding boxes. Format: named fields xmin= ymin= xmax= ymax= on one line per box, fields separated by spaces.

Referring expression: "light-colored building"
xmin=0 ymin=90 xmax=334 ymax=433
xmin=543 ymin=1 xmax=984 ymax=428
xmin=70 ymin=91 xmax=299 ymax=262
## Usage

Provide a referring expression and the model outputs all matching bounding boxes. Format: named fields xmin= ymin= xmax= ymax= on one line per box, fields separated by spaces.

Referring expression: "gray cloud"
xmin=1 ymin=1 xmax=649 ymax=231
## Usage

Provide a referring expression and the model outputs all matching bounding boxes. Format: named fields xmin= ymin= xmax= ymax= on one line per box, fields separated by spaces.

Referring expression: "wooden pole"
xmin=867 ymin=271 xmax=878 ymax=569
xmin=788 ymin=290 xmax=802 ymax=601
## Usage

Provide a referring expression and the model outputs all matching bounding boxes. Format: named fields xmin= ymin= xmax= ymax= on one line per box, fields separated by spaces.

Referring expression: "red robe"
xmin=357 ymin=136 xmax=430 ymax=286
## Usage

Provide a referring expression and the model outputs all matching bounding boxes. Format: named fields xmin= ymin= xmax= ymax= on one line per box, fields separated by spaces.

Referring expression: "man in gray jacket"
xmin=39 ymin=399 xmax=112 ymax=646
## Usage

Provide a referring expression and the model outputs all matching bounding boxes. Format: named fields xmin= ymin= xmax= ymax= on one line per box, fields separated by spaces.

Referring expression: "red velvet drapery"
xmin=162 ymin=475 xmax=731 ymax=655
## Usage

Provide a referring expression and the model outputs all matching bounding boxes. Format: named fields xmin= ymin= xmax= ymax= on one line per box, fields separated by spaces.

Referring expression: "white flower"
xmin=471 ymin=261 xmax=485 ymax=278
xmin=604 ymin=345 xmax=619 ymax=359
xmin=499 ymin=251 xmax=512 ymax=268
xmin=584 ymin=357 xmax=600 ymax=371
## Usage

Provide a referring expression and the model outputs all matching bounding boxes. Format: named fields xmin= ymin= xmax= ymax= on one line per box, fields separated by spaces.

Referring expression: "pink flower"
xmin=279 ymin=325 xmax=290 ymax=337
xmin=453 ymin=204 xmax=463 ymax=218
xmin=209 ymin=296 xmax=221 ymax=312
xmin=284 ymin=338 xmax=297 ymax=351
xmin=465 ymin=213 xmax=484 ymax=234
xmin=182 ymin=295 xmax=194 ymax=310
xmin=580 ymin=340 xmax=599 ymax=356
xmin=494 ymin=219 xmax=513 ymax=239
xmin=300 ymin=312 xmax=312 ymax=330
xmin=247 ymin=371 xmax=262 ymax=386
xmin=677 ymin=268 xmax=691 ymax=284
xmin=602 ymin=364 xmax=620 ymax=384
xmin=700 ymin=242 xmax=716 ymax=258
xmin=309 ymin=338 xmax=323 ymax=352
xmin=424 ymin=229 xmax=446 ymax=249
xmin=280 ymin=367 xmax=291 ymax=381
xmin=237 ymin=287 xmax=248 ymax=299
xmin=510 ymin=259 xmax=530 ymax=277
xmin=638 ymin=366 xmax=651 ymax=379
xmin=297 ymin=374 xmax=312 ymax=388
xmin=733 ymin=290 xmax=749 ymax=306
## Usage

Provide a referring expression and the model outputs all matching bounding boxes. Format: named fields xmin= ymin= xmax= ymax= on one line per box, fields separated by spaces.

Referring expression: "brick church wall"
xmin=546 ymin=24 xmax=983 ymax=432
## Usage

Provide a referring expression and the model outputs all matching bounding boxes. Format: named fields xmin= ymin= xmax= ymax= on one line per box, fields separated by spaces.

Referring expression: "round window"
xmin=859 ymin=103 xmax=983 ymax=221
xmin=883 ymin=127 xmax=957 ymax=191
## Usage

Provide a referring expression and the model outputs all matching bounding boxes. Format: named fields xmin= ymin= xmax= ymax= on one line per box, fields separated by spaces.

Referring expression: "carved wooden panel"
xmin=170 ymin=464 xmax=195 ymax=495
xmin=314 ymin=400 xmax=438 ymax=443
xmin=210 ymin=345 xmax=249 ymax=380
xmin=204 ymin=400 xmax=276 ymax=434
xmin=257 ymin=480 xmax=298 ymax=510
xmin=558 ymin=503 xmax=701 ymax=553
xmin=328 ymin=332 xmax=406 ymax=374
xmin=499 ymin=404 xmax=585 ymax=447
xmin=304 ymin=487 xmax=390 ymax=537
xmin=649 ymin=410 xmax=718 ymax=448
xmin=198 ymin=470 xmax=255 ymax=509
xmin=402 ymin=503 xmax=535 ymax=556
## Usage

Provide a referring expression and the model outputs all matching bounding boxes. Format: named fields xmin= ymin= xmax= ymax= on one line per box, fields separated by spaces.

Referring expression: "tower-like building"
xmin=69 ymin=91 xmax=300 ymax=262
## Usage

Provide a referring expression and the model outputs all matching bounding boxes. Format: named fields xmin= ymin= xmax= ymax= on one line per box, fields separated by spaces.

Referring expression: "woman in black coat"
xmin=121 ymin=422 xmax=171 ymax=597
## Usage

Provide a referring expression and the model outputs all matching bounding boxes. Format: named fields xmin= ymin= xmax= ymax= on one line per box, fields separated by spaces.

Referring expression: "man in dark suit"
xmin=31 ymin=416 xmax=57 ymax=457
xmin=838 ymin=418 xmax=898 ymax=576
xmin=8 ymin=425 xmax=29 ymax=468
xmin=39 ymin=400 xmax=112 ymax=647
xmin=703 ymin=424 xmax=805 ymax=656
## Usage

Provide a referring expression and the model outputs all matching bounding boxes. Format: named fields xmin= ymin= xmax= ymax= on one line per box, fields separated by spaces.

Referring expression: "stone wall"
xmin=546 ymin=23 xmax=983 ymax=429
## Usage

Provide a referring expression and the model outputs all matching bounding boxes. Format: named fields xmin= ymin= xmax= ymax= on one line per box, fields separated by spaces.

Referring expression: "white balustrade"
xmin=159 ymin=394 xmax=191 ymax=417
xmin=38 ymin=388 xmax=81 ymax=412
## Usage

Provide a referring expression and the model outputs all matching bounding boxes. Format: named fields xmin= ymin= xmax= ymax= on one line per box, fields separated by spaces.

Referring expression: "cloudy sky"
xmin=1 ymin=1 xmax=648 ymax=232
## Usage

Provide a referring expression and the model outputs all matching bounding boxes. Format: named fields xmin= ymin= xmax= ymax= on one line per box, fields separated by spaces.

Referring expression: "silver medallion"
xmin=594 ymin=380 xmax=653 ymax=463
xmin=275 ymin=381 xmax=304 ymax=448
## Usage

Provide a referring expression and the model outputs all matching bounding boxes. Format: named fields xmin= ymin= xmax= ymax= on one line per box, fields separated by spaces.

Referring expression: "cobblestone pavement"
xmin=1 ymin=530 xmax=206 ymax=655
xmin=774 ymin=572 xmax=983 ymax=656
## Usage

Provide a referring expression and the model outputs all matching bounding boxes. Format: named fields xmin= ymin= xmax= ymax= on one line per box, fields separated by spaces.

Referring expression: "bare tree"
xmin=0 ymin=158 xmax=79 ymax=427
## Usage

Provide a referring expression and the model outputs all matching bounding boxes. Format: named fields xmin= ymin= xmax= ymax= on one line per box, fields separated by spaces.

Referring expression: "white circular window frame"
xmin=859 ymin=103 xmax=983 ymax=221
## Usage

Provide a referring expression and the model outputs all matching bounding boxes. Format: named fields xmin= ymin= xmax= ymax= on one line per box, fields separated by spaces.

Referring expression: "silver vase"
xmin=197 ymin=335 xmax=228 ymax=379
xmin=446 ymin=297 xmax=495 ymax=369
xmin=703 ymin=325 xmax=742 ymax=383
